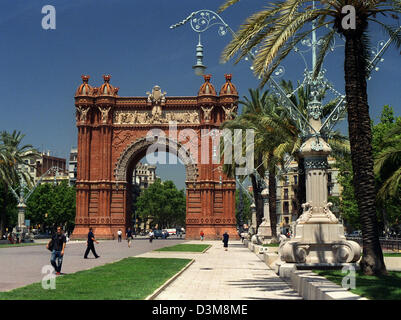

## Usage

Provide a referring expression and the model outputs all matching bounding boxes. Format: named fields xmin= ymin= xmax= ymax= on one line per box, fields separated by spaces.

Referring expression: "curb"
xmin=290 ymin=270 xmax=368 ymax=300
xmin=145 ymin=259 xmax=195 ymax=300
xmin=241 ymin=240 xmax=367 ymax=300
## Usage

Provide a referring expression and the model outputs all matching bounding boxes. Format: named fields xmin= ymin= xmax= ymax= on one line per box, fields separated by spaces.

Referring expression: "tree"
xmin=373 ymin=106 xmax=401 ymax=234
xmin=25 ymin=181 xmax=76 ymax=233
xmin=0 ymin=131 xmax=38 ymax=237
xmin=222 ymin=84 xmax=348 ymax=239
xmin=335 ymin=153 xmax=360 ymax=231
xmin=218 ymin=0 xmax=401 ymax=275
xmin=235 ymin=188 xmax=252 ymax=228
xmin=333 ymin=106 xmax=401 ymax=234
xmin=0 ymin=181 xmax=18 ymax=233
xmin=221 ymin=88 xmax=293 ymax=238
xmin=135 ymin=180 xmax=186 ymax=229
xmin=373 ymin=107 xmax=401 ymax=201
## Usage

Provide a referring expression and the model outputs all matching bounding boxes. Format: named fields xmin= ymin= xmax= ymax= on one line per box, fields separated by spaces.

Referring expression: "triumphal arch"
xmin=72 ymin=74 xmax=239 ymax=240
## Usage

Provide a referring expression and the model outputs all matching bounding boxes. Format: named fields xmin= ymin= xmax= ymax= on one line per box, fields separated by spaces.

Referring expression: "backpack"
xmin=47 ymin=238 xmax=54 ymax=251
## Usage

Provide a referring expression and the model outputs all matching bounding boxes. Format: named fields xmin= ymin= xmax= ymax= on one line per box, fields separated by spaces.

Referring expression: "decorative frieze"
xmin=113 ymin=109 xmax=200 ymax=125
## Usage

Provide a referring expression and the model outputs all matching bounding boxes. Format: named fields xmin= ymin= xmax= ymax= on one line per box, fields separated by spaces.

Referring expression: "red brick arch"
xmin=71 ymin=74 xmax=239 ymax=240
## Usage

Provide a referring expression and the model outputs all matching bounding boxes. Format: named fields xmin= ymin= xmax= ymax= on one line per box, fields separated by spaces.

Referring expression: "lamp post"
xmin=10 ymin=166 xmax=64 ymax=240
xmin=170 ymin=9 xmax=235 ymax=76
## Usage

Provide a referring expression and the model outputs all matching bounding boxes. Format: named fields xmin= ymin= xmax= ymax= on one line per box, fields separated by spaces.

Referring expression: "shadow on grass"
xmin=314 ymin=270 xmax=401 ymax=300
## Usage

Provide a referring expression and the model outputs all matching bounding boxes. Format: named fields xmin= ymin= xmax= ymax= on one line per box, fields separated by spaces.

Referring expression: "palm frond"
xmin=377 ymin=166 xmax=401 ymax=200
xmin=217 ymin=0 xmax=241 ymax=13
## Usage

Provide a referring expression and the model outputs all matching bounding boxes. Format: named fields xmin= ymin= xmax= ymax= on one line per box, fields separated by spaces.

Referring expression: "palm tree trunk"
xmin=344 ymin=29 xmax=386 ymax=275
xmin=297 ymin=156 xmax=306 ymax=218
xmin=0 ymin=212 xmax=5 ymax=238
xmin=0 ymin=183 xmax=7 ymax=238
xmin=250 ymin=174 xmax=263 ymax=229
xmin=268 ymin=166 xmax=277 ymax=239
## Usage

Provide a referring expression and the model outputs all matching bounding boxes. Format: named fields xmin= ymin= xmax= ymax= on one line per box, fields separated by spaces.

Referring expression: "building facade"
xmin=20 ymin=151 xmax=68 ymax=184
xmin=68 ymin=147 xmax=78 ymax=186
xmin=133 ymin=162 xmax=158 ymax=190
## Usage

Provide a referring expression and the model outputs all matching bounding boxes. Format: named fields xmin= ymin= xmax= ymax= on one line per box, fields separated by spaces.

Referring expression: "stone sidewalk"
xmin=136 ymin=240 xmax=302 ymax=300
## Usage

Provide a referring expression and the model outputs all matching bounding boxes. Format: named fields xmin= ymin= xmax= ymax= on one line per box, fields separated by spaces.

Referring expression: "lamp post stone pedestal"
xmin=257 ymin=189 xmax=274 ymax=244
xmin=279 ymin=96 xmax=361 ymax=264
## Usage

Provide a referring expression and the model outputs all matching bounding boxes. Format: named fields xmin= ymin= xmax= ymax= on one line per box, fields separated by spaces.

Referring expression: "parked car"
xmin=161 ymin=230 xmax=170 ymax=238
xmin=153 ymin=230 xmax=169 ymax=239
xmin=165 ymin=228 xmax=176 ymax=236
xmin=33 ymin=233 xmax=52 ymax=239
xmin=348 ymin=230 xmax=362 ymax=237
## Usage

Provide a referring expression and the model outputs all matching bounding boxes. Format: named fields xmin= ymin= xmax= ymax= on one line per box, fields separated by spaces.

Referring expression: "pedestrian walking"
xmin=117 ymin=229 xmax=122 ymax=242
xmin=126 ymin=227 xmax=133 ymax=248
xmin=84 ymin=227 xmax=100 ymax=259
xmin=222 ymin=231 xmax=229 ymax=251
xmin=200 ymin=230 xmax=205 ymax=241
xmin=149 ymin=229 xmax=154 ymax=243
xmin=47 ymin=226 xmax=66 ymax=275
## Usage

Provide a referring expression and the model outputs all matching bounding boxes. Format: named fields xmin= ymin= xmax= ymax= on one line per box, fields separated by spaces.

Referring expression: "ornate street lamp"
xmin=171 ymin=9 xmax=235 ymax=76
xmin=10 ymin=166 xmax=64 ymax=239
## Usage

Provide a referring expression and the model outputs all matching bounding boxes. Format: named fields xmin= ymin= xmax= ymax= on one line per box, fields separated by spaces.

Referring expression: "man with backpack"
xmin=47 ymin=226 xmax=66 ymax=275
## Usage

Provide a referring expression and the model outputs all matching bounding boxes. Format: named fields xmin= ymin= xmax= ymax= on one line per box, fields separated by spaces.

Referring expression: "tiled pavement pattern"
xmin=136 ymin=240 xmax=302 ymax=300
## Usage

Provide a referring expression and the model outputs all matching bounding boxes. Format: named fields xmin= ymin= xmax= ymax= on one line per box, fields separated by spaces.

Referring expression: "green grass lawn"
xmin=313 ymin=269 xmax=401 ymax=300
xmin=0 ymin=243 xmax=45 ymax=249
xmin=383 ymin=252 xmax=401 ymax=257
xmin=155 ymin=244 xmax=211 ymax=252
xmin=0 ymin=257 xmax=191 ymax=300
xmin=262 ymin=243 xmax=279 ymax=247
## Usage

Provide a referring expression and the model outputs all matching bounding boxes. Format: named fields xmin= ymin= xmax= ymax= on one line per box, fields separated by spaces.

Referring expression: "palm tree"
xmin=223 ymin=85 xmax=349 ymax=238
xmin=0 ymin=131 xmax=38 ymax=237
xmin=374 ymin=121 xmax=401 ymax=202
xmin=222 ymin=88 xmax=298 ymax=238
xmin=218 ymin=0 xmax=401 ymax=275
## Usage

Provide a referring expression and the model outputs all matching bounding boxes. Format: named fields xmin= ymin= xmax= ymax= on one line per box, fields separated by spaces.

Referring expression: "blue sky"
xmin=0 ymin=0 xmax=400 ymax=190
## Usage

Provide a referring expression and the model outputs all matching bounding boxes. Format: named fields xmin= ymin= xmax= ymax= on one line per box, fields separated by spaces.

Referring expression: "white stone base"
xmin=279 ymin=223 xmax=361 ymax=264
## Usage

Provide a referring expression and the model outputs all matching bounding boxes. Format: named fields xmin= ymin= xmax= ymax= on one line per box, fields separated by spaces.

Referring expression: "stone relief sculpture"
xmin=114 ymin=110 xmax=200 ymax=125
xmin=147 ymin=85 xmax=166 ymax=105
xmin=98 ymin=106 xmax=111 ymax=124
xmin=166 ymin=112 xmax=175 ymax=122
xmin=323 ymin=202 xmax=338 ymax=223
xmin=222 ymin=104 xmax=237 ymax=120
xmin=76 ymin=106 xmax=89 ymax=122
xmin=201 ymin=106 xmax=214 ymax=121
xmin=296 ymin=202 xmax=313 ymax=224
xmin=147 ymin=85 xmax=166 ymax=120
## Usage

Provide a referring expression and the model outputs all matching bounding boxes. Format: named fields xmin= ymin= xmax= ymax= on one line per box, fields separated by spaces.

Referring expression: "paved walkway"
xmin=136 ymin=240 xmax=302 ymax=300
xmin=0 ymin=237 xmax=185 ymax=292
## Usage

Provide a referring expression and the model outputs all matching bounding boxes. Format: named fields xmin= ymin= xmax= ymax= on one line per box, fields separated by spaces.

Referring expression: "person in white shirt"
xmin=117 ymin=229 xmax=122 ymax=243
xmin=149 ymin=230 xmax=154 ymax=243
